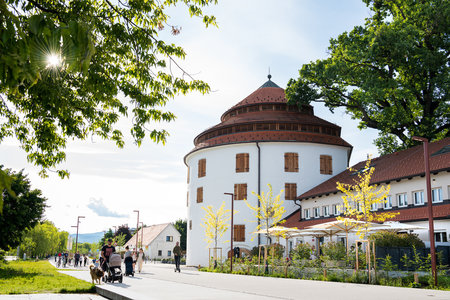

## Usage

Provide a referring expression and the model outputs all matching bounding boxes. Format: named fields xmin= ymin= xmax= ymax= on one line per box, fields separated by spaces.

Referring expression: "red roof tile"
xmin=298 ymin=137 xmax=450 ymax=200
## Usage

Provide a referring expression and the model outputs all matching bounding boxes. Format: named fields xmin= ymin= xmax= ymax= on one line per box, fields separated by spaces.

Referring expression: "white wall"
xmin=145 ymin=225 xmax=181 ymax=259
xmin=185 ymin=141 xmax=350 ymax=266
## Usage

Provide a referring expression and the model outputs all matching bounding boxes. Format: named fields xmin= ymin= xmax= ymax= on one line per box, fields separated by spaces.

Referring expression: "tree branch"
xmin=103 ymin=0 xmax=196 ymax=81
xmin=27 ymin=0 xmax=60 ymax=14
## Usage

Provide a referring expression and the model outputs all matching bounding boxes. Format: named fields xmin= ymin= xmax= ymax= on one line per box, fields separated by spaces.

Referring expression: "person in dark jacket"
xmin=173 ymin=242 xmax=182 ymax=272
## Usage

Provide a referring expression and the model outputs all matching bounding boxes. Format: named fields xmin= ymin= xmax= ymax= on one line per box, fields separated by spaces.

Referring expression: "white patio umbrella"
xmin=306 ymin=218 xmax=386 ymax=252
xmin=253 ymin=226 xmax=303 ymax=256
xmin=369 ymin=221 xmax=427 ymax=233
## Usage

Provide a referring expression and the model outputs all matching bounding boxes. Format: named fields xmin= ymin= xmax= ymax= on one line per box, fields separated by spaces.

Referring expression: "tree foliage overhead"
xmin=286 ymin=0 xmax=449 ymax=154
xmin=0 ymin=167 xmax=46 ymax=250
xmin=0 ymin=0 xmax=217 ymax=177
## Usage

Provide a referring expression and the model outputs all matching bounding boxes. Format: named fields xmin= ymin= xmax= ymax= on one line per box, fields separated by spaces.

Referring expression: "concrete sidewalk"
xmin=56 ymin=261 xmax=450 ymax=300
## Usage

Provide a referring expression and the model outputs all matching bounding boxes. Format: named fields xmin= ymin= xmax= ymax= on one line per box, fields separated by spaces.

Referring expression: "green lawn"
xmin=0 ymin=260 xmax=95 ymax=294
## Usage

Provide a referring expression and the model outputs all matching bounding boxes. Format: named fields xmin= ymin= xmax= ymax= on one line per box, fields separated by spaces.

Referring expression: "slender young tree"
xmin=201 ymin=202 xmax=232 ymax=268
xmin=336 ymin=158 xmax=399 ymax=239
xmin=244 ymin=184 xmax=286 ymax=245
xmin=201 ymin=202 xmax=231 ymax=249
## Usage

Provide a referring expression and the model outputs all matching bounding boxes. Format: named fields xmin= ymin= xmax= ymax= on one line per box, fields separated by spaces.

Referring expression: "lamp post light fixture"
xmin=139 ymin=222 xmax=144 ymax=249
xmin=224 ymin=192 xmax=234 ymax=273
xmin=412 ymin=136 xmax=437 ymax=286
xmin=133 ymin=210 xmax=140 ymax=250
xmin=72 ymin=216 xmax=85 ymax=254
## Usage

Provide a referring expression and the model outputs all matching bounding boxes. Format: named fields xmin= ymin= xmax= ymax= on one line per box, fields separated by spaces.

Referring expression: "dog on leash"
xmin=90 ymin=265 xmax=105 ymax=284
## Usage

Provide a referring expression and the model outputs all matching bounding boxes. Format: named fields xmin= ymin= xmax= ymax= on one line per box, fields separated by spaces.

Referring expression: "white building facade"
xmin=185 ymin=77 xmax=353 ymax=266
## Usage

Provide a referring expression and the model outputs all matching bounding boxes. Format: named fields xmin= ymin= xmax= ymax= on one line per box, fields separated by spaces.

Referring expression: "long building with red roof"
xmin=284 ymin=137 xmax=450 ymax=248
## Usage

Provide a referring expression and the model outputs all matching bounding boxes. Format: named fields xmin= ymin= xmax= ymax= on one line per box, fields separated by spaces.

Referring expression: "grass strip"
xmin=0 ymin=261 xmax=95 ymax=294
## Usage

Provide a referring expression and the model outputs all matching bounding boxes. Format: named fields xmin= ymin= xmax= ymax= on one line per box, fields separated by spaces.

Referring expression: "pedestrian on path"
xmin=137 ymin=248 xmax=145 ymax=273
xmin=74 ymin=251 xmax=80 ymax=267
xmin=101 ymin=239 xmax=116 ymax=272
xmin=173 ymin=242 xmax=181 ymax=272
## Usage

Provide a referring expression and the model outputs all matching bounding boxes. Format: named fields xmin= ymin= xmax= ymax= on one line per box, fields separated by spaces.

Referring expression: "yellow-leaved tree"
xmin=245 ymin=184 xmax=286 ymax=245
xmin=337 ymin=158 xmax=399 ymax=239
xmin=201 ymin=202 xmax=232 ymax=249
xmin=201 ymin=201 xmax=233 ymax=268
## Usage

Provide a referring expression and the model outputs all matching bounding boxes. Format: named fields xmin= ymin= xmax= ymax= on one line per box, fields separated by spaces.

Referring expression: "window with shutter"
xmin=196 ymin=187 xmax=203 ymax=203
xmin=320 ymin=155 xmax=332 ymax=175
xmin=236 ymin=153 xmax=249 ymax=172
xmin=234 ymin=184 xmax=247 ymax=200
xmin=198 ymin=159 xmax=206 ymax=178
xmin=284 ymin=153 xmax=299 ymax=172
xmin=233 ymin=225 xmax=245 ymax=242
xmin=285 ymin=183 xmax=297 ymax=200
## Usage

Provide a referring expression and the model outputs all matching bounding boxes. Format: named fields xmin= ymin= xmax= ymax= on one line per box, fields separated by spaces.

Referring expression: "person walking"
xmin=101 ymin=239 xmax=116 ymax=273
xmin=137 ymin=248 xmax=145 ymax=273
xmin=124 ymin=246 xmax=134 ymax=276
xmin=74 ymin=251 xmax=80 ymax=267
xmin=83 ymin=254 xmax=88 ymax=266
xmin=173 ymin=241 xmax=181 ymax=272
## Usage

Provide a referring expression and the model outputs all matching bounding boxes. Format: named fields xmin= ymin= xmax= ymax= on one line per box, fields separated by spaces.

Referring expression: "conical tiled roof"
xmin=188 ymin=78 xmax=352 ymax=154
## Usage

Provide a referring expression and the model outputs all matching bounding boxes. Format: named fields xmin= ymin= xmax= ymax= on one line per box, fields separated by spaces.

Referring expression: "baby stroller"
xmin=103 ymin=253 xmax=123 ymax=283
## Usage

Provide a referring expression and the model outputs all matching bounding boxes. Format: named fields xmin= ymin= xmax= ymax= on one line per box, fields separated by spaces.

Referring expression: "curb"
xmin=95 ymin=286 xmax=133 ymax=300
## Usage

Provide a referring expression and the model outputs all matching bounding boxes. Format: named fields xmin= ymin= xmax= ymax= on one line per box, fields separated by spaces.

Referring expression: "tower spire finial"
xmin=268 ymin=67 xmax=272 ymax=80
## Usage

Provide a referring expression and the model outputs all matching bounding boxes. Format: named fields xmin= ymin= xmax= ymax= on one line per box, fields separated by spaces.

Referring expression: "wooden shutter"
xmin=285 ymin=183 xmax=297 ymax=200
xmin=320 ymin=155 xmax=332 ymax=175
xmin=244 ymin=153 xmax=249 ymax=172
xmin=233 ymin=225 xmax=245 ymax=242
xmin=285 ymin=153 xmax=299 ymax=172
xmin=236 ymin=153 xmax=249 ymax=172
xmin=234 ymin=184 xmax=247 ymax=200
xmin=320 ymin=155 xmax=325 ymax=174
xmin=196 ymin=187 xmax=203 ymax=203
xmin=198 ymin=159 xmax=206 ymax=177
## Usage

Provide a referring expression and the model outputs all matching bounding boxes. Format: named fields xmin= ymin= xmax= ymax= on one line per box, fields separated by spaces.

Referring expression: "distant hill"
xmin=70 ymin=232 xmax=104 ymax=244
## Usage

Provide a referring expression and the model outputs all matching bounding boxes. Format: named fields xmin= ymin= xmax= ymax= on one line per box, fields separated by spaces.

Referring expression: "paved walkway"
xmin=52 ymin=261 xmax=450 ymax=300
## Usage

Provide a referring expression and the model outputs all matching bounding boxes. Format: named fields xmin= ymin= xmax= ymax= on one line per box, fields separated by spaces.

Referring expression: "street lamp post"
xmin=133 ymin=210 xmax=140 ymax=250
xmin=412 ymin=136 xmax=437 ymax=286
xmin=224 ymin=192 xmax=234 ymax=273
xmin=139 ymin=222 xmax=144 ymax=249
xmin=72 ymin=216 xmax=85 ymax=254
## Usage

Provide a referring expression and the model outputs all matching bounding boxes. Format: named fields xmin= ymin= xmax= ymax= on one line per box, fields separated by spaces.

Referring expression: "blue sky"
xmin=1 ymin=0 xmax=380 ymax=234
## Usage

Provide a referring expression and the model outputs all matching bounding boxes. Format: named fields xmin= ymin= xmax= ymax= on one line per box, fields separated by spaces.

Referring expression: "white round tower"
xmin=185 ymin=77 xmax=352 ymax=266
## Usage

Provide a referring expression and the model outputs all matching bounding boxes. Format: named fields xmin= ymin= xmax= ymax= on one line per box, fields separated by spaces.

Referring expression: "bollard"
xmin=323 ymin=269 xmax=327 ymax=279
xmin=414 ymin=273 xmax=419 ymax=284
